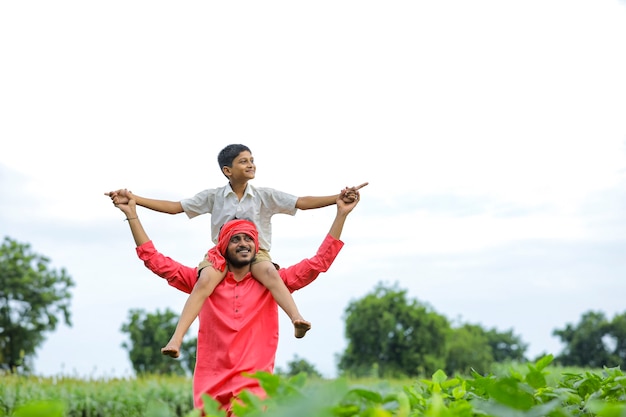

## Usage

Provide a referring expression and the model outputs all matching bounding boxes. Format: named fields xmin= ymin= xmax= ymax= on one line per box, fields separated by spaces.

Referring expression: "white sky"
xmin=1 ymin=0 xmax=626 ymax=378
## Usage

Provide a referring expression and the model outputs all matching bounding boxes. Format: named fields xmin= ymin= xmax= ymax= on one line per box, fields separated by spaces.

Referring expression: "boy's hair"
xmin=218 ymin=144 xmax=251 ymax=177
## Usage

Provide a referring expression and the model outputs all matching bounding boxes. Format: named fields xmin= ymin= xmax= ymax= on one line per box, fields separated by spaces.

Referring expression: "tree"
xmin=120 ymin=308 xmax=197 ymax=376
xmin=445 ymin=324 xmax=528 ymax=375
xmin=553 ymin=310 xmax=615 ymax=368
xmin=0 ymin=236 xmax=74 ymax=373
xmin=484 ymin=327 xmax=528 ymax=363
xmin=338 ymin=282 xmax=450 ymax=378
xmin=276 ymin=355 xmax=322 ymax=378
xmin=445 ymin=323 xmax=494 ymax=375
xmin=607 ymin=312 xmax=626 ymax=366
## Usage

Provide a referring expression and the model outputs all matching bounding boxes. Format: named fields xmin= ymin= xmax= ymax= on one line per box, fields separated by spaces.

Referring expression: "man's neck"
xmin=229 ymin=265 xmax=251 ymax=282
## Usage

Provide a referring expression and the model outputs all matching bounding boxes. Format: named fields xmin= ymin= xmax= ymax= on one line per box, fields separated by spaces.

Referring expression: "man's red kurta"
xmin=136 ymin=234 xmax=344 ymax=409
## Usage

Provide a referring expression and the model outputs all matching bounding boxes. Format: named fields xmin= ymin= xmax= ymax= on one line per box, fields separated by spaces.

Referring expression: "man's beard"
xmin=225 ymin=252 xmax=256 ymax=268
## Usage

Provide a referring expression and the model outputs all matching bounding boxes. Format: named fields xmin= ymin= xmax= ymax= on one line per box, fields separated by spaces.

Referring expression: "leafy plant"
xmin=3 ymin=355 xmax=626 ymax=417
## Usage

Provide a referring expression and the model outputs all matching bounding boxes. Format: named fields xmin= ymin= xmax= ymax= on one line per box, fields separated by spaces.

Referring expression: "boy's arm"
xmin=105 ymin=189 xmax=184 ymax=214
xmin=295 ymin=195 xmax=339 ymax=210
xmin=295 ymin=182 xmax=368 ymax=210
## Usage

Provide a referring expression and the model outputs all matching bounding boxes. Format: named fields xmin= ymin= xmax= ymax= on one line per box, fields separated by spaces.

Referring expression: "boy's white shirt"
xmin=180 ymin=183 xmax=298 ymax=251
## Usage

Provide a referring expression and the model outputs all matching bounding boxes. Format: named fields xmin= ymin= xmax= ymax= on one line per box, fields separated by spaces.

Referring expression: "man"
xmin=114 ymin=190 xmax=360 ymax=414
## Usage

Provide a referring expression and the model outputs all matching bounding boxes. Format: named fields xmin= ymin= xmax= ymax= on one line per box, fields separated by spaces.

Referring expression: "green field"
xmin=2 ymin=357 xmax=625 ymax=417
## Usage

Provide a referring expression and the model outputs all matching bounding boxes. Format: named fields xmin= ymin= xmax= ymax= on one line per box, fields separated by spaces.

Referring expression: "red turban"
xmin=206 ymin=219 xmax=259 ymax=272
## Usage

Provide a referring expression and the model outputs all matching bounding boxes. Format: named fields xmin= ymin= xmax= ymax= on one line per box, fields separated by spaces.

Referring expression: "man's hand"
xmin=114 ymin=198 xmax=137 ymax=219
xmin=105 ymin=188 xmax=132 ymax=205
xmin=337 ymin=190 xmax=360 ymax=215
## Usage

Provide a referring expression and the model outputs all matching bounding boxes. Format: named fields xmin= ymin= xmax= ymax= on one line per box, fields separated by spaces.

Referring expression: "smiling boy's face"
xmin=223 ymin=151 xmax=256 ymax=181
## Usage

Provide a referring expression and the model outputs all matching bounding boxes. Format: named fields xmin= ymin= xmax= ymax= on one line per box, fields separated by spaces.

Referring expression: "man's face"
xmin=225 ymin=232 xmax=256 ymax=268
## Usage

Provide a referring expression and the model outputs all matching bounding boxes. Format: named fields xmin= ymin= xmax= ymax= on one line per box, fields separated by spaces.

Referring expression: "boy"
xmin=106 ymin=144 xmax=367 ymax=358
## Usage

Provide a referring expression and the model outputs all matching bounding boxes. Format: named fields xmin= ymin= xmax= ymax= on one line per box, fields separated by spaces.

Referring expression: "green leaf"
xmin=432 ymin=369 xmax=448 ymax=384
xmin=525 ymin=370 xmax=547 ymax=389
xmin=485 ymin=378 xmax=535 ymax=410
xmin=12 ymin=400 xmax=65 ymax=417
xmin=199 ymin=394 xmax=226 ymax=417
xmin=534 ymin=354 xmax=553 ymax=371
xmin=346 ymin=388 xmax=384 ymax=403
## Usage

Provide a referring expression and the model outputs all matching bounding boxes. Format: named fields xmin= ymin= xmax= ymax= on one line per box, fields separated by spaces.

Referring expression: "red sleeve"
xmin=135 ymin=240 xmax=198 ymax=294
xmin=280 ymin=234 xmax=344 ymax=292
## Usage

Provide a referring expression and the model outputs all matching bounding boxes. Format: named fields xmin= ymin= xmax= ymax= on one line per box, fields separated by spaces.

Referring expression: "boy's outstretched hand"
xmin=342 ymin=182 xmax=368 ymax=203
xmin=105 ymin=188 xmax=132 ymax=205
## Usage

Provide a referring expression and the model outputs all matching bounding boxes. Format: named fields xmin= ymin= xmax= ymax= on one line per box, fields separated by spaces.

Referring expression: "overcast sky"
xmin=1 ymin=0 xmax=626 ymax=379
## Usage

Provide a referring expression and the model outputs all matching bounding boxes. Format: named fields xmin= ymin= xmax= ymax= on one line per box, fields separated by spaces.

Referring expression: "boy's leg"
xmin=162 ymin=264 xmax=227 ymax=358
xmin=251 ymin=259 xmax=311 ymax=338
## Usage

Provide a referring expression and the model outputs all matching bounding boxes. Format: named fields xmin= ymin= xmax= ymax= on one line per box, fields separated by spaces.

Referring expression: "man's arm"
xmin=295 ymin=182 xmax=368 ymax=210
xmin=281 ymin=191 xmax=361 ymax=291
xmin=115 ymin=199 xmax=150 ymax=246
xmin=328 ymin=191 xmax=360 ymax=240
xmin=105 ymin=189 xmax=184 ymax=214
xmin=114 ymin=199 xmax=197 ymax=293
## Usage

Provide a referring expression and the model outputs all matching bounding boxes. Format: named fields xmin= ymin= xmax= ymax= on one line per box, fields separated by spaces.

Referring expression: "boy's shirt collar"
xmin=225 ymin=182 xmax=256 ymax=198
